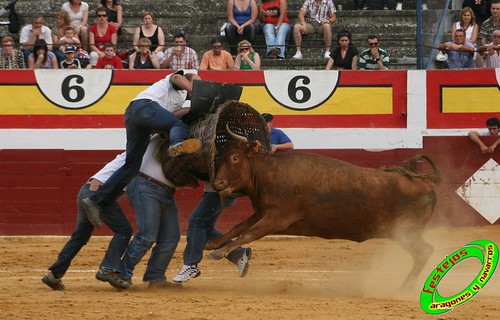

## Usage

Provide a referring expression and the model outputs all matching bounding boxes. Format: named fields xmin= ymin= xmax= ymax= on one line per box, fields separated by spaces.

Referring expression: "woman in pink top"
xmin=89 ymin=7 xmax=117 ymax=66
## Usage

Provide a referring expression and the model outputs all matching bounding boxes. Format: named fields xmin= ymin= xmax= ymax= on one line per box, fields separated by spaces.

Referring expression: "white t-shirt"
xmin=133 ymin=73 xmax=187 ymax=113
xmin=91 ymin=152 xmax=126 ymax=183
xmin=139 ymin=134 xmax=176 ymax=188
xmin=20 ymin=25 xmax=53 ymax=47
xmin=61 ymin=2 xmax=89 ymax=28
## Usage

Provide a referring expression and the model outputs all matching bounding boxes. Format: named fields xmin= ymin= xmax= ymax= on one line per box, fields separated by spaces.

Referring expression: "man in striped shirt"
xmin=161 ymin=33 xmax=200 ymax=70
xmin=357 ymin=35 xmax=390 ymax=70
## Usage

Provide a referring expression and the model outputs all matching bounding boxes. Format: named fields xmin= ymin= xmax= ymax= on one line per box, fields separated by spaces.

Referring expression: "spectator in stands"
xmin=358 ymin=35 xmax=389 ymax=70
xmin=128 ymin=38 xmax=160 ymax=69
xmin=0 ymin=36 xmax=25 ymax=69
xmin=234 ymin=40 xmax=260 ymax=70
xmin=468 ymin=117 xmax=500 ymax=154
xmin=395 ymin=2 xmax=428 ymax=10
xmin=51 ymin=11 xmax=74 ymax=49
xmin=476 ymin=29 xmax=500 ymax=67
xmin=260 ymin=0 xmax=291 ymax=59
xmin=262 ymin=113 xmax=294 ymax=153
xmin=95 ymin=43 xmax=123 ymax=69
xmin=161 ymin=33 xmax=200 ymax=70
xmin=89 ymin=7 xmax=118 ymax=67
xmin=20 ymin=14 xmax=53 ymax=65
xmin=60 ymin=45 xmax=81 ymax=69
xmin=28 ymin=39 xmax=58 ymax=69
xmin=478 ymin=0 xmax=500 ymax=56
xmin=325 ymin=29 xmax=359 ymax=70
xmin=225 ymin=0 xmax=259 ymax=56
xmin=61 ymin=0 xmax=89 ymax=51
xmin=58 ymin=26 xmax=82 ymax=54
xmin=98 ymin=0 xmax=123 ymax=35
xmin=362 ymin=0 xmax=389 ymax=10
xmin=292 ymin=0 xmax=337 ymax=59
xmin=200 ymin=36 xmax=235 ymax=70
xmin=438 ymin=29 xmax=475 ymax=69
xmin=133 ymin=12 xmax=165 ymax=62
xmin=463 ymin=0 xmax=492 ymax=26
xmin=452 ymin=7 xmax=479 ymax=46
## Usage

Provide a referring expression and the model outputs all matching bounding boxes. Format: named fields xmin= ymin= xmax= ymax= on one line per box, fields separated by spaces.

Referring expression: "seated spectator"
xmin=358 ymin=35 xmax=390 ymax=70
xmin=200 ymin=36 xmax=235 ymax=71
xmin=225 ymin=0 xmax=259 ymax=56
xmin=61 ymin=0 xmax=89 ymax=51
xmin=462 ymin=0 xmax=491 ymax=26
xmin=59 ymin=26 xmax=82 ymax=53
xmin=452 ymin=7 xmax=479 ymax=46
xmin=129 ymin=38 xmax=160 ymax=69
xmin=438 ymin=29 xmax=475 ymax=69
xmin=98 ymin=0 xmax=123 ymax=35
xmin=89 ymin=7 xmax=118 ymax=67
xmin=20 ymin=14 xmax=53 ymax=65
xmin=51 ymin=11 xmax=75 ymax=48
xmin=95 ymin=43 xmax=123 ymax=69
xmin=260 ymin=0 xmax=291 ymax=59
xmin=161 ymin=33 xmax=199 ymax=70
xmin=468 ymin=117 xmax=500 ymax=154
xmin=133 ymin=12 xmax=165 ymax=62
xmin=28 ymin=39 xmax=59 ymax=69
xmin=476 ymin=29 xmax=500 ymax=68
xmin=362 ymin=0 xmax=389 ymax=10
xmin=478 ymin=0 xmax=500 ymax=46
xmin=292 ymin=0 xmax=336 ymax=59
xmin=325 ymin=29 xmax=359 ymax=70
xmin=60 ymin=45 xmax=81 ymax=69
xmin=0 ymin=36 xmax=25 ymax=69
xmin=261 ymin=113 xmax=294 ymax=153
xmin=234 ymin=40 xmax=260 ymax=70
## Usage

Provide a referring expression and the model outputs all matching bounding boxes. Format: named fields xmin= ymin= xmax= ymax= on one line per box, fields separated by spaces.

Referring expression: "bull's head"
xmin=213 ymin=124 xmax=261 ymax=200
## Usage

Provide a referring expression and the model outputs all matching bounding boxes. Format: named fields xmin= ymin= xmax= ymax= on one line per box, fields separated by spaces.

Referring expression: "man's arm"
xmin=468 ymin=131 xmax=490 ymax=154
xmin=171 ymin=74 xmax=193 ymax=93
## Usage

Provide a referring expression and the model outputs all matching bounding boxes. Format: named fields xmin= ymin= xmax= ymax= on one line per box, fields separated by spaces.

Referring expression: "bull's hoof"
xmin=204 ymin=240 xmax=220 ymax=251
xmin=207 ymin=251 xmax=224 ymax=260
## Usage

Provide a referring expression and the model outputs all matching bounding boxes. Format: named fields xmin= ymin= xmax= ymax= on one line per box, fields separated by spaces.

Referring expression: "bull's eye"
xmin=231 ymin=155 xmax=239 ymax=163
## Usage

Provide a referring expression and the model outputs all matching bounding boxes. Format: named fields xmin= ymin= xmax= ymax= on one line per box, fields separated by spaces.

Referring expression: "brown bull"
xmin=208 ymin=126 xmax=441 ymax=289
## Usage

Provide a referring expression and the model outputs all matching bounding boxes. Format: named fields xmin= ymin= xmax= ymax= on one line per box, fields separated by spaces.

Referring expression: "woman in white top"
xmin=61 ymin=0 xmax=89 ymax=50
xmin=452 ymin=7 xmax=478 ymax=45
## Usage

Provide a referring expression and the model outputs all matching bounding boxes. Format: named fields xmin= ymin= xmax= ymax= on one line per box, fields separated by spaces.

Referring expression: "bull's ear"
xmin=250 ymin=141 xmax=261 ymax=154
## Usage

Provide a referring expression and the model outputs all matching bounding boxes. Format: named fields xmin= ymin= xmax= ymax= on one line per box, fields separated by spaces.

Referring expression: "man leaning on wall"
xmin=468 ymin=117 xmax=500 ymax=154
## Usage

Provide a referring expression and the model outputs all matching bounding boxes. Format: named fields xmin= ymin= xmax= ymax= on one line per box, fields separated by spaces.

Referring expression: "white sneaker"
xmin=292 ymin=51 xmax=303 ymax=59
xmin=173 ymin=265 xmax=201 ymax=283
xmin=237 ymin=248 xmax=252 ymax=278
xmin=421 ymin=3 xmax=428 ymax=10
xmin=396 ymin=2 xmax=402 ymax=10
xmin=324 ymin=51 xmax=331 ymax=59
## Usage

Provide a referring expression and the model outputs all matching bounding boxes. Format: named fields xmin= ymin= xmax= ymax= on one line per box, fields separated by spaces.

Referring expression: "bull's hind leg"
xmin=205 ymin=212 xmax=262 ymax=250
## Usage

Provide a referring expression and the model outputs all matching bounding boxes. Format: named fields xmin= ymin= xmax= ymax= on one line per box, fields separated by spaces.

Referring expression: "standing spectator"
xmin=95 ymin=43 xmax=123 ymax=69
xmin=161 ymin=33 xmax=200 ymax=70
xmin=463 ymin=0 xmax=492 ymax=26
xmin=438 ymin=29 xmax=475 ymax=69
xmin=61 ymin=0 xmax=89 ymax=50
xmin=89 ymin=7 xmax=118 ymax=67
xmin=468 ymin=117 xmax=500 ymax=154
xmin=260 ymin=0 xmax=291 ymax=59
xmin=477 ymin=29 xmax=500 ymax=67
xmin=478 ymin=0 xmax=500 ymax=46
xmin=60 ymin=45 xmax=81 ymax=69
xmin=98 ymin=0 xmax=123 ymax=35
xmin=28 ymin=39 xmax=58 ymax=69
xmin=234 ymin=40 xmax=261 ymax=70
xmin=200 ymin=36 xmax=235 ymax=71
xmin=133 ymin=12 xmax=165 ymax=62
xmin=20 ymin=14 xmax=53 ymax=65
xmin=262 ymin=113 xmax=294 ymax=153
xmin=358 ymin=35 xmax=390 ymax=70
xmin=325 ymin=29 xmax=359 ymax=70
xmin=0 ymin=36 xmax=25 ymax=69
xmin=225 ymin=0 xmax=259 ymax=56
xmin=452 ymin=7 xmax=479 ymax=46
xmin=292 ymin=0 xmax=337 ymax=59
xmin=128 ymin=38 xmax=160 ymax=69
xmin=362 ymin=0 xmax=389 ymax=10
xmin=41 ymin=152 xmax=132 ymax=291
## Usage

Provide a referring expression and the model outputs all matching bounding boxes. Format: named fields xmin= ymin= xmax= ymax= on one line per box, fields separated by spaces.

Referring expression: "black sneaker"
xmin=82 ymin=198 xmax=102 ymax=228
xmin=42 ymin=272 xmax=65 ymax=291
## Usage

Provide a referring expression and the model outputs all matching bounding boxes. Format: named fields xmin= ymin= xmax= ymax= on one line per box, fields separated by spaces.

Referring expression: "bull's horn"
xmin=226 ymin=123 xmax=248 ymax=143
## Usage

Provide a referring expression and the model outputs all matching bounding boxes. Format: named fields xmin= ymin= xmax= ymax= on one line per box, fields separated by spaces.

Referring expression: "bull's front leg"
xmin=205 ymin=212 xmax=262 ymax=250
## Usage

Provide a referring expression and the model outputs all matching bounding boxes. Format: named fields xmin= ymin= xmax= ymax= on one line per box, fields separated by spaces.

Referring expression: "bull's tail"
xmin=382 ymin=154 xmax=441 ymax=183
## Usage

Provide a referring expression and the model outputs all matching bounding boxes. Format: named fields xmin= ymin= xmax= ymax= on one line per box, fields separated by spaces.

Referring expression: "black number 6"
xmin=61 ymin=75 xmax=85 ymax=102
xmin=287 ymin=76 xmax=311 ymax=103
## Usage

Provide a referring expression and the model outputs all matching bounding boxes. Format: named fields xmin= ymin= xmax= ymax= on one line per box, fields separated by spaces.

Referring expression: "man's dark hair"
xmin=367 ymin=35 xmax=379 ymax=42
xmin=173 ymin=33 xmax=186 ymax=40
xmin=210 ymin=36 xmax=224 ymax=45
xmin=486 ymin=117 xmax=500 ymax=127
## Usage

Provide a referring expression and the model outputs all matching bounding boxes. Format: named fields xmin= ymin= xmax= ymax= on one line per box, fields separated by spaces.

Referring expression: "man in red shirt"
xmin=95 ymin=43 xmax=123 ymax=69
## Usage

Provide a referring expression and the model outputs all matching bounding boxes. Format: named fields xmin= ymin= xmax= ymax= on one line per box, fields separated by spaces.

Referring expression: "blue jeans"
xmin=89 ymin=99 xmax=189 ymax=207
xmin=263 ymin=23 xmax=291 ymax=58
xmin=48 ymin=183 xmax=132 ymax=278
xmin=184 ymin=192 xmax=245 ymax=266
xmin=121 ymin=176 xmax=180 ymax=281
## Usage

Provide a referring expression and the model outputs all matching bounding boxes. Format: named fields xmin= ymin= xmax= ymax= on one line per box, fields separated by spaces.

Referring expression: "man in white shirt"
xmin=19 ymin=14 xmax=53 ymax=64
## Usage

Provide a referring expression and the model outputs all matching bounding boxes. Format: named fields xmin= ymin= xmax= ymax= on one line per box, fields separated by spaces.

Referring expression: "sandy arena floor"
xmin=0 ymin=225 xmax=499 ymax=320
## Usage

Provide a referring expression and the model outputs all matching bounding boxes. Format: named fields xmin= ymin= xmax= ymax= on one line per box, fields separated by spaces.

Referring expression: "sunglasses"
xmin=239 ymin=47 xmax=250 ymax=52
xmin=368 ymin=42 xmax=379 ymax=46
xmin=97 ymin=14 xmax=107 ymax=17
